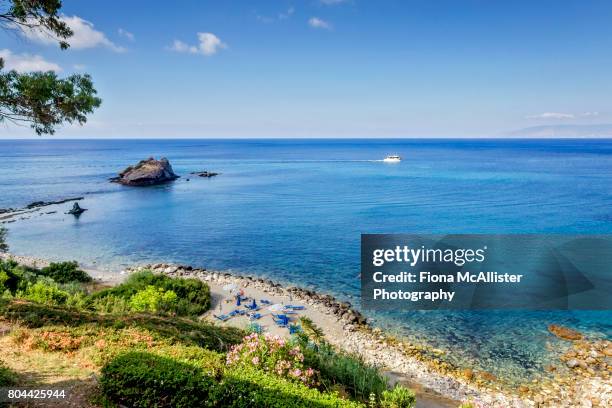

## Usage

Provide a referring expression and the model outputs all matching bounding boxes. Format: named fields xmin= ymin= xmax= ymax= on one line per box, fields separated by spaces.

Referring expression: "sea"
xmin=1 ymin=138 xmax=611 ymax=385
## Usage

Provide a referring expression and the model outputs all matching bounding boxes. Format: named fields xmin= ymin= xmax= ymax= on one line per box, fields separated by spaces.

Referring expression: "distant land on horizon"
xmin=505 ymin=124 xmax=612 ymax=138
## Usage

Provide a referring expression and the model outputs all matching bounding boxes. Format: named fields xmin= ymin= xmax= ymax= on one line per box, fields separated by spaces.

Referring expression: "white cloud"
xmin=527 ymin=111 xmax=603 ymax=120
xmin=20 ymin=15 xmax=125 ymax=52
xmin=279 ymin=7 xmax=295 ymax=20
xmin=118 ymin=28 xmax=135 ymax=41
xmin=256 ymin=7 xmax=295 ymax=24
xmin=308 ymin=17 xmax=332 ymax=30
xmin=0 ymin=49 xmax=61 ymax=72
xmin=526 ymin=112 xmax=575 ymax=120
xmin=73 ymin=64 xmax=86 ymax=70
xmin=168 ymin=33 xmax=227 ymax=56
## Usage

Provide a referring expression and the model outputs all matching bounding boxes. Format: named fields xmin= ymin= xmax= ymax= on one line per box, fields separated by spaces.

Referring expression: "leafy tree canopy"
xmin=0 ymin=0 xmax=101 ymax=135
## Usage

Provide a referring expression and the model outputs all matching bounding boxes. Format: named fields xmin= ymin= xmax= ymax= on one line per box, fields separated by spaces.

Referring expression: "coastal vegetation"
xmin=0 ymin=258 xmax=417 ymax=407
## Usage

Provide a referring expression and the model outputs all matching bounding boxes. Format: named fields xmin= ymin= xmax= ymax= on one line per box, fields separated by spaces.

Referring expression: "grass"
xmin=0 ymin=299 xmax=244 ymax=352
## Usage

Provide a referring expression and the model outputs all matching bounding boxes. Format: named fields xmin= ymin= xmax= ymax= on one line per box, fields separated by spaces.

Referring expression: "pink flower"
xmin=252 ymin=356 xmax=260 ymax=365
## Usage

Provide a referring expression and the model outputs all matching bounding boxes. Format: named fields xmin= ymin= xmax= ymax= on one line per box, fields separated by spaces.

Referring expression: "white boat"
xmin=383 ymin=154 xmax=401 ymax=163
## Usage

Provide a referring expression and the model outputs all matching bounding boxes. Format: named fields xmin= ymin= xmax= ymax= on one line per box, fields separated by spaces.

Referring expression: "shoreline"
xmin=2 ymin=252 xmax=610 ymax=407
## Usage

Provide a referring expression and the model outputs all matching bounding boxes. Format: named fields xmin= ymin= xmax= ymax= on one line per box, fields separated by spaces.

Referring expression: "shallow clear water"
xmin=2 ymin=138 xmax=611 ymax=384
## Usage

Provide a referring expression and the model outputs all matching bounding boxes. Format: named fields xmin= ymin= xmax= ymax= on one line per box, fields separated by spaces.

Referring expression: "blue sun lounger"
xmin=214 ymin=314 xmax=231 ymax=322
xmin=249 ymin=313 xmax=262 ymax=321
xmin=284 ymin=305 xmax=305 ymax=310
xmin=272 ymin=314 xmax=290 ymax=327
xmin=260 ymin=299 xmax=272 ymax=305
xmin=289 ymin=324 xmax=302 ymax=335
xmin=229 ymin=309 xmax=246 ymax=317
xmin=273 ymin=319 xmax=288 ymax=328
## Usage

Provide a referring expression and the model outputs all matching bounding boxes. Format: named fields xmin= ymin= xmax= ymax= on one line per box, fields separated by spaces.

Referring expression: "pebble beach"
xmin=3 ymin=252 xmax=609 ymax=407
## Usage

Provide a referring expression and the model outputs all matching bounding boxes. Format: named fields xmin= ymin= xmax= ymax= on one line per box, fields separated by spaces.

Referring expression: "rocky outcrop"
xmin=26 ymin=197 xmax=83 ymax=209
xmin=66 ymin=202 xmax=87 ymax=216
xmin=111 ymin=157 xmax=179 ymax=186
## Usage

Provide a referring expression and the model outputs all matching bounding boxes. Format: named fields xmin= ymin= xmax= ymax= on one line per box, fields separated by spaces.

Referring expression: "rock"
xmin=190 ymin=171 xmax=219 ymax=178
xmin=548 ymin=324 xmax=583 ymax=341
xmin=566 ymin=359 xmax=579 ymax=368
xmin=26 ymin=197 xmax=83 ymax=209
xmin=462 ymin=368 xmax=474 ymax=380
xmin=479 ymin=371 xmax=497 ymax=382
xmin=111 ymin=157 xmax=179 ymax=186
xmin=66 ymin=202 xmax=87 ymax=216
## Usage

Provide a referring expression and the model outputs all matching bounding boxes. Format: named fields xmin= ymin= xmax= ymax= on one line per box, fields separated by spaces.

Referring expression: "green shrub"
xmin=301 ymin=339 xmax=388 ymax=402
xmin=129 ymin=285 xmax=178 ymax=313
xmin=88 ymin=271 xmax=210 ymax=317
xmin=39 ymin=261 xmax=92 ymax=283
xmin=21 ymin=281 xmax=70 ymax=306
xmin=0 ymin=260 xmax=28 ymax=294
xmin=89 ymin=294 xmax=130 ymax=314
xmin=101 ymin=351 xmax=364 ymax=408
xmin=0 ymin=360 xmax=15 ymax=386
xmin=101 ymin=352 xmax=217 ymax=408
xmin=211 ymin=366 xmax=364 ymax=408
xmin=380 ymin=385 xmax=416 ymax=408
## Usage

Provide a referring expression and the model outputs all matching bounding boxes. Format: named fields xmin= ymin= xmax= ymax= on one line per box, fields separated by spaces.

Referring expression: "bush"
xmin=21 ymin=281 xmax=70 ymax=306
xmin=89 ymin=294 xmax=130 ymax=314
xmin=211 ymin=366 xmax=364 ymax=408
xmin=301 ymin=339 xmax=388 ymax=402
xmin=0 ymin=360 xmax=15 ymax=386
xmin=129 ymin=285 xmax=178 ymax=313
xmin=40 ymin=261 xmax=92 ymax=283
xmin=88 ymin=271 xmax=210 ymax=317
xmin=380 ymin=385 xmax=416 ymax=408
xmin=100 ymin=352 xmax=216 ymax=408
xmin=101 ymin=351 xmax=364 ymax=408
xmin=226 ymin=333 xmax=317 ymax=386
xmin=0 ymin=260 xmax=29 ymax=294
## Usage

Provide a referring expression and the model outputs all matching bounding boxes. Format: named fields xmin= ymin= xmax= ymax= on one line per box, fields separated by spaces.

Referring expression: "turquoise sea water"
xmin=1 ymin=138 xmax=611 ymax=384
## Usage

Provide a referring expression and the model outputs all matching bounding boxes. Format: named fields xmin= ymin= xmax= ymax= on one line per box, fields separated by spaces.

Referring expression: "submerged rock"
xmin=548 ymin=324 xmax=583 ymax=341
xmin=190 ymin=171 xmax=219 ymax=178
xmin=66 ymin=202 xmax=87 ymax=216
xmin=111 ymin=157 xmax=179 ymax=186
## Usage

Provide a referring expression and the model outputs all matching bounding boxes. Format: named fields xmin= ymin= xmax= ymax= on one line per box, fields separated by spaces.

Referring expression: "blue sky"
xmin=1 ymin=0 xmax=611 ymax=138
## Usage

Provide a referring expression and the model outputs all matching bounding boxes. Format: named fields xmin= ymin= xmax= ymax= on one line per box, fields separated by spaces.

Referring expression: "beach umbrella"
xmin=268 ymin=303 xmax=283 ymax=311
xmin=223 ymin=283 xmax=238 ymax=292
xmin=250 ymin=299 xmax=257 ymax=309
xmin=236 ymin=295 xmax=241 ymax=306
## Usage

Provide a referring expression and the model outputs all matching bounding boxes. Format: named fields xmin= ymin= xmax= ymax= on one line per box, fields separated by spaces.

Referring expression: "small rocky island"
xmin=110 ymin=157 xmax=179 ymax=186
